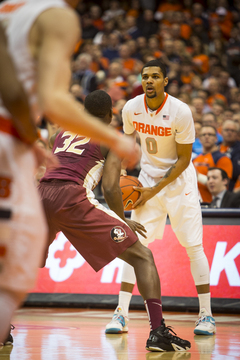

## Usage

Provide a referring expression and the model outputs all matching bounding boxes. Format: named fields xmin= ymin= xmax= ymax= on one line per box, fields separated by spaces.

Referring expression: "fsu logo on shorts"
xmin=110 ymin=226 xmax=128 ymax=243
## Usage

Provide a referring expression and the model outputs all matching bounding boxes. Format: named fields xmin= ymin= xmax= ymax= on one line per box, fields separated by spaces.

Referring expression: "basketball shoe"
xmin=146 ymin=319 xmax=191 ymax=352
xmin=105 ymin=306 xmax=128 ymax=334
xmin=194 ymin=309 xmax=216 ymax=335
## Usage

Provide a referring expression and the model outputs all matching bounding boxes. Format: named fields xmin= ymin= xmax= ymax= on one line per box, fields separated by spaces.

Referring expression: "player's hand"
xmin=115 ymin=136 xmax=141 ymax=170
xmin=125 ymin=219 xmax=147 ymax=238
xmin=32 ymin=143 xmax=59 ymax=170
xmin=132 ymin=186 xmax=157 ymax=209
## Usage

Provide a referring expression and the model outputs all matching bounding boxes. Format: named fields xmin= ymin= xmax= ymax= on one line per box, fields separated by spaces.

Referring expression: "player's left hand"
xmin=132 ymin=186 xmax=157 ymax=209
xmin=121 ymin=142 xmax=141 ymax=170
xmin=125 ymin=219 xmax=147 ymax=238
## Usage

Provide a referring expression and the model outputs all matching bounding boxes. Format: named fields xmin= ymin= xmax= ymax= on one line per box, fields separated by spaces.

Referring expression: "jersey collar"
xmin=144 ymin=93 xmax=168 ymax=115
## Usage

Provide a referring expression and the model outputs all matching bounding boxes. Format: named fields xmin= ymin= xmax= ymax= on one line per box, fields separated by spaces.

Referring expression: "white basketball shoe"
xmin=194 ymin=308 xmax=216 ymax=335
xmin=105 ymin=306 xmax=129 ymax=334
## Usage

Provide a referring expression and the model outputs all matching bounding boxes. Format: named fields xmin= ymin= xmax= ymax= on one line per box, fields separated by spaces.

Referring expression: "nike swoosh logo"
xmin=134 ymin=112 xmax=142 ymax=115
xmin=185 ymin=192 xmax=191 ymax=195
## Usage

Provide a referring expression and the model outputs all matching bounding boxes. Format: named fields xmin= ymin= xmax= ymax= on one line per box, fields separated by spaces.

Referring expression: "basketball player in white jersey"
xmin=106 ymin=59 xmax=216 ymax=336
xmin=0 ymin=0 xmax=137 ymax=345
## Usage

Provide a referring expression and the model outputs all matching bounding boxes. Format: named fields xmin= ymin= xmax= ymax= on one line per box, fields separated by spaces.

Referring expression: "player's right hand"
xmin=125 ymin=219 xmax=147 ymax=238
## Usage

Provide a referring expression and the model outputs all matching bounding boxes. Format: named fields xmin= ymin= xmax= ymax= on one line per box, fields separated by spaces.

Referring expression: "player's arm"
xmin=33 ymin=8 xmax=135 ymax=160
xmin=0 ymin=23 xmax=38 ymax=144
xmin=102 ymin=150 xmax=146 ymax=237
xmin=133 ymin=143 xmax=193 ymax=208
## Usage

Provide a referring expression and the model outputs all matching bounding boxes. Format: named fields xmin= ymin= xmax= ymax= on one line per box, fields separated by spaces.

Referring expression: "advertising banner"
xmin=31 ymin=225 xmax=240 ymax=299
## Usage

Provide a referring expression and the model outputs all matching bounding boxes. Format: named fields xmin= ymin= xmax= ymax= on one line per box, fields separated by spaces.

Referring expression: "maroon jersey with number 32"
xmin=41 ymin=131 xmax=105 ymax=189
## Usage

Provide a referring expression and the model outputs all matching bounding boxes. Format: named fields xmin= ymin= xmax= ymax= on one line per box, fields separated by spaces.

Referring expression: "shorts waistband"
xmin=0 ymin=116 xmax=21 ymax=140
xmin=40 ymin=179 xmax=80 ymax=186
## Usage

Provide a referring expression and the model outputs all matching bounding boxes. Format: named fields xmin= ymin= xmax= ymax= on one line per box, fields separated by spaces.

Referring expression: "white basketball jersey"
xmin=0 ymin=0 xmax=67 ymax=121
xmin=123 ymin=93 xmax=195 ymax=178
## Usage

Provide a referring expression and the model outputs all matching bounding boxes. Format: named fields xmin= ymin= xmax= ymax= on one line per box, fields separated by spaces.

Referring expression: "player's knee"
xmin=186 ymin=244 xmax=205 ymax=262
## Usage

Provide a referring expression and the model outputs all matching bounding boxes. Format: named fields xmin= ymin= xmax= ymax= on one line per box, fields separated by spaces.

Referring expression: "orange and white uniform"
xmin=123 ymin=93 xmax=202 ymax=248
xmin=0 ymin=0 xmax=66 ymax=294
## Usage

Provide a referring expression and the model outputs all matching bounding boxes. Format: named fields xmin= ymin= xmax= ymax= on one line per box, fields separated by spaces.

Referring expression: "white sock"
xmin=118 ymin=291 xmax=132 ymax=317
xmin=198 ymin=292 xmax=212 ymax=316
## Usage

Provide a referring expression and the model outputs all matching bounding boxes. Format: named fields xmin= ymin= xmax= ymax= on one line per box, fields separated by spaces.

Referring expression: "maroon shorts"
xmin=38 ymin=181 xmax=138 ymax=271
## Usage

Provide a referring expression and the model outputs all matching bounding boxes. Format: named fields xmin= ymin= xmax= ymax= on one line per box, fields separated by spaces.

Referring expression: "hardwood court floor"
xmin=1 ymin=308 xmax=240 ymax=360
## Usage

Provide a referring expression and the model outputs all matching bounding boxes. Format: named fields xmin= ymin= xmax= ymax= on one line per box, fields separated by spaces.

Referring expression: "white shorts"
xmin=0 ymin=133 xmax=47 ymax=293
xmin=132 ymin=162 xmax=203 ymax=248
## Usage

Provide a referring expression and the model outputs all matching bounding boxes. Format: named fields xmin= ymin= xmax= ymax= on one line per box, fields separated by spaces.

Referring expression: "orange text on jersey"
xmin=0 ymin=3 xmax=25 ymax=13
xmin=133 ymin=121 xmax=172 ymax=136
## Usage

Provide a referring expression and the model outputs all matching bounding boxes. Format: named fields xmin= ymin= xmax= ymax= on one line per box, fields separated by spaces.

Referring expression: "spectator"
xmin=191 ymin=18 xmax=209 ymax=45
xmin=81 ymin=13 xmax=99 ymax=40
xmin=102 ymin=0 xmax=125 ymax=22
xmin=148 ymin=35 xmax=162 ymax=59
xmin=230 ymin=102 xmax=240 ymax=114
xmin=89 ymin=4 xmax=104 ymax=31
xmin=138 ymin=9 xmax=159 ymax=40
xmin=202 ymin=112 xmax=223 ymax=145
xmin=191 ymin=36 xmax=209 ymax=75
xmin=220 ymin=120 xmax=240 ymax=191
xmin=206 ymin=168 xmax=240 ymax=208
xmin=93 ymin=19 xmax=116 ymax=46
xmin=102 ymin=32 xmax=121 ymax=61
xmin=118 ymin=43 xmax=137 ymax=77
xmin=218 ymin=70 xmax=237 ymax=103
xmin=72 ymin=53 xmax=98 ymax=96
xmin=161 ymin=39 xmax=181 ymax=72
xmin=192 ymin=121 xmax=203 ymax=158
xmin=125 ymin=15 xmax=142 ymax=40
xmin=191 ymin=97 xmax=206 ymax=122
xmin=206 ymin=77 xmax=227 ymax=108
xmin=191 ymin=2 xmax=209 ymax=30
xmin=226 ymin=26 xmax=240 ymax=86
xmin=193 ymin=125 xmax=233 ymax=202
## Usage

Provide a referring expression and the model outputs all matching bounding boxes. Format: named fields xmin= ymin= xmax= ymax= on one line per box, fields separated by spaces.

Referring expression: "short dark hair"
xmin=84 ymin=90 xmax=112 ymax=118
xmin=208 ymin=167 xmax=229 ymax=181
xmin=141 ymin=59 xmax=167 ymax=78
xmin=201 ymin=125 xmax=217 ymax=134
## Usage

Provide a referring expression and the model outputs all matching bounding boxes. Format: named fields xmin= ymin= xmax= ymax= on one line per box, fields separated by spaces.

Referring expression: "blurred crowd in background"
xmin=34 ymin=0 xmax=240 ymax=206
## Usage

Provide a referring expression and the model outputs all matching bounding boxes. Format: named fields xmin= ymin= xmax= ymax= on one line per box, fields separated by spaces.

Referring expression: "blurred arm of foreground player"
xmin=31 ymin=7 xmax=135 ymax=162
xmin=102 ymin=149 xmax=147 ymax=238
xmin=133 ymin=142 xmax=193 ymax=209
xmin=0 ymin=23 xmax=38 ymax=145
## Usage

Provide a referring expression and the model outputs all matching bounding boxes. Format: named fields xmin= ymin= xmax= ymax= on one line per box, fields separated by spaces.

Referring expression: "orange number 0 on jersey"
xmin=146 ymin=137 xmax=158 ymax=154
xmin=54 ymin=131 xmax=90 ymax=155
xmin=0 ymin=177 xmax=12 ymax=198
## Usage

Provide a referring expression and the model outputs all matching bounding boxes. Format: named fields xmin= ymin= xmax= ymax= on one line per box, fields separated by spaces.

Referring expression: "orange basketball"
xmin=119 ymin=175 xmax=142 ymax=211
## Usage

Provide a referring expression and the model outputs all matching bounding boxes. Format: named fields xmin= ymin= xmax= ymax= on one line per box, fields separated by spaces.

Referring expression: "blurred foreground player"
xmin=0 ymin=22 xmax=44 ymax=346
xmin=38 ymin=90 xmax=191 ymax=352
xmin=106 ymin=59 xmax=216 ymax=336
xmin=0 ymin=0 xmax=137 ymax=346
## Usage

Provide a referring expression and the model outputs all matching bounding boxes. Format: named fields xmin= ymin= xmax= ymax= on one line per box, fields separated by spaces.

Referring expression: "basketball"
xmin=120 ymin=175 xmax=142 ymax=211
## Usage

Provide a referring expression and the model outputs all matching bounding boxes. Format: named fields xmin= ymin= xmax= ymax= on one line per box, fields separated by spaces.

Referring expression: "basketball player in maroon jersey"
xmin=38 ymin=90 xmax=191 ymax=352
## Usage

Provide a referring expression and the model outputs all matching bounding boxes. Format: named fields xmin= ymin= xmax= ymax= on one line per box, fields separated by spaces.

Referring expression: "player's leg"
xmin=106 ymin=170 xmax=167 ymax=334
xmin=0 ymin=289 xmax=25 ymax=345
xmin=118 ymin=240 xmax=191 ymax=352
xmin=0 ymin=135 xmax=48 ymax=345
xmin=185 ymin=244 xmax=216 ymax=335
xmin=167 ymin=164 xmax=215 ymax=335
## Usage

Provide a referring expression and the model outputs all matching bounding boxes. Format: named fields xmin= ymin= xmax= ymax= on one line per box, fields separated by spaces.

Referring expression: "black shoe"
xmin=146 ymin=319 xmax=191 ymax=352
xmin=4 ymin=325 xmax=15 ymax=345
